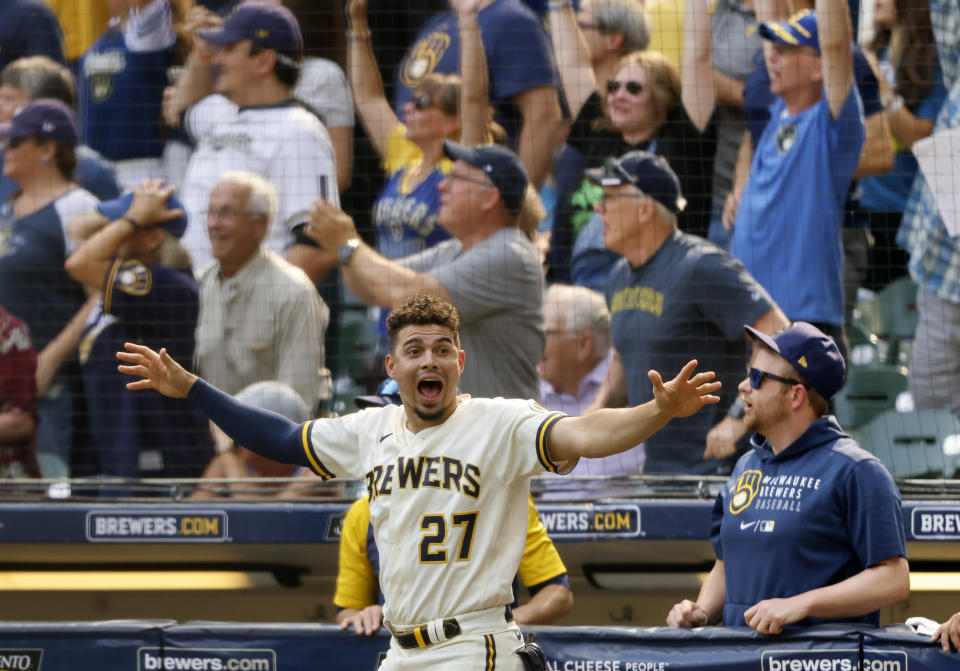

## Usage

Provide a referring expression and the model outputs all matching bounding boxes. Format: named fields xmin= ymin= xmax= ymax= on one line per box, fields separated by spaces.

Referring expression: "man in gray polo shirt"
xmin=305 ymin=141 xmax=543 ymax=400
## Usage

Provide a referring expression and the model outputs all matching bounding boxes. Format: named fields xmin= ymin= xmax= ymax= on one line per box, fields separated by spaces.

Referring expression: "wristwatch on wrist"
xmin=338 ymin=237 xmax=361 ymax=266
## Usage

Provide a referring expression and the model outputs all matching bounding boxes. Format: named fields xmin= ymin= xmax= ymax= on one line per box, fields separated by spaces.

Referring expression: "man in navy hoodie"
xmin=667 ymin=322 xmax=909 ymax=634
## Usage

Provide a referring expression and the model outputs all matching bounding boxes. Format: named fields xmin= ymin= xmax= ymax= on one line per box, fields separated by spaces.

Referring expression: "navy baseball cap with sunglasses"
xmin=355 ymin=378 xmax=402 ymax=409
xmin=744 ymin=322 xmax=846 ymax=400
xmin=198 ymin=1 xmax=303 ymax=53
xmin=585 ymin=150 xmax=687 ymax=214
xmin=442 ymin=140 xmax=529 ymax=214
xmin=0 ymin=98 xmax=78 ymax=147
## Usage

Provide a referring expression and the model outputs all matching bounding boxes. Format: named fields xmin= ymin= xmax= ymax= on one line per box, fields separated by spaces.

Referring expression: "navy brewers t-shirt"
xmin=605 ymin=231 xmax=774 ymax=474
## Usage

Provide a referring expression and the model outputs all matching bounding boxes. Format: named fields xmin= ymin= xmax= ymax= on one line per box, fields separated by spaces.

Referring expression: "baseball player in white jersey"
xmin=118 ymin=294 xmax=721 ymax=670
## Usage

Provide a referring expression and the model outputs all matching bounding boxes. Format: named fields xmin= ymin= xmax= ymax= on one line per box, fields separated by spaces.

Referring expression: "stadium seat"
xmin=855 ymin=277 xmax=918 ymax=366
xmin=832 ymin=365 xmax=908 ymax=430
xmin=853 ymin=409 xmax=960 ymax=479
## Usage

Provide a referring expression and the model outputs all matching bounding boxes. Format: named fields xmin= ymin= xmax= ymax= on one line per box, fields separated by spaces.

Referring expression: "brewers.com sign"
xmin=86 ymin=511 xmax=228 ymax=542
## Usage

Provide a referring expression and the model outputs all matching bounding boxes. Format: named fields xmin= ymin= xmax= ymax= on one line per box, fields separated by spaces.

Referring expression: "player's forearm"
xmin=789 ymin=556 xmax=909 ymax=620
xmin=188 ymin=379 xmax=309 ymax=467
xmin=557 ymin=402 xmax=672 ymax=460
xmin=514 ymin=584 xmax=574 ymax=626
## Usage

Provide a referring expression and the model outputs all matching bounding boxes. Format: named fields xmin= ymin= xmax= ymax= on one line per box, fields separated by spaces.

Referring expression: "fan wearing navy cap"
xmin=306 ymin=141 xmax=544 ymax=401
xmin=0 ymin=98 xmax=100 ymax=477
xmin=668 ymin=322 xmax=909 ymax=634
xmin=587 ymin=150 xmax=788 ymax=475
xmin=64 ymin=179 xmax=213 ymax=485
xmin=165 ymin=0 xmax=339 ymax=281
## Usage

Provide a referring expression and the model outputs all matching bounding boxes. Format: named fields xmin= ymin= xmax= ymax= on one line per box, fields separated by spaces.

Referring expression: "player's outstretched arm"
xmin=117 ymin=343 xmax=309 ymax=467
xmin=548 ymin=360 xmax=720 ymax=463
xmin=932 ymin=611 xmax=960 ymax=652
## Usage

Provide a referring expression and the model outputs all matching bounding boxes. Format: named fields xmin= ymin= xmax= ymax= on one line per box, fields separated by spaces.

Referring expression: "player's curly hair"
xmin=386 ymin=295 xmax=462 ymax=350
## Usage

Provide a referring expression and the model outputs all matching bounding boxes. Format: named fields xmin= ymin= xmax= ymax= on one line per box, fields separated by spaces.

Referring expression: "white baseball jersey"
xmin=180 ymin=94 xmax=338 ymax=273
xmin=302 ymin=396 xmax=570 ymax=626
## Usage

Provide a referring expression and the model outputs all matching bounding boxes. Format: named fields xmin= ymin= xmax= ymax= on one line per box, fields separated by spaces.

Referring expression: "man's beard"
xmin=413 ymin=404 xmax=448 ymax=423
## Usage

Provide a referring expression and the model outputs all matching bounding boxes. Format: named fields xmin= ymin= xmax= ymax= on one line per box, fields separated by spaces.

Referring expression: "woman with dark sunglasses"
xmin=0 ymin=99 xmax=100 ymax=478
xmin=546 ymin=0 xmax=716 ymax=285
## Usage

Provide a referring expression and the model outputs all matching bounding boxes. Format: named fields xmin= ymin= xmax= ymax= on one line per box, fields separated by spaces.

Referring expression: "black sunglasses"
xmin=748 ymin=367 xmax=807 ymax=390
xmin=5 ymin=135 xmax=27 ymax=149
xmin=606 ymin=80 xmax=644 ymax=95
xmin=412 ymin=91 xmax=436 ymax=111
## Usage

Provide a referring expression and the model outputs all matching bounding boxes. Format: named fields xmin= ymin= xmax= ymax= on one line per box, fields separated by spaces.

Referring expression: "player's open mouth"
xmin=417 ymin=379 xmax=443 ymax=402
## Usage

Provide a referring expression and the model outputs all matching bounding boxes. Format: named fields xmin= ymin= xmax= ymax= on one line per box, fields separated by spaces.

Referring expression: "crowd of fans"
xmin=0 ymin=0 xmax=957 ymax=486
xmin=3 ymin=0 xmax=960 ymax=647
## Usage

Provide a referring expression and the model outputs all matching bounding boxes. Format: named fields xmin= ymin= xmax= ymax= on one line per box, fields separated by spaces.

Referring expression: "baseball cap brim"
xmin=355 ymin=395 xmax=402 ymax=409
xmin=744 ymin=324 xmax=780 ymax=354
xmin=196 ymin=25 xmax=241 ymax=45
xmin=0 ymin=122 xmax=12 ymax=140
xmin=442 ymin=141 xmax=484 ymax=167
xmin=97 ymin=191 xmax=189 ymax=239
xmin=584 ymin=166 xmax=625 ymax=186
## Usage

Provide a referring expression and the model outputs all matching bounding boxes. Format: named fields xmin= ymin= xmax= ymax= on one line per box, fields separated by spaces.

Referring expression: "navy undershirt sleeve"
xmin=187 ymin=378 xmax=309 ymax=467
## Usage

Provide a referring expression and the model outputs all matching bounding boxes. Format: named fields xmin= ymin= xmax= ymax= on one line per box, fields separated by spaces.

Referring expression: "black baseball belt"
xmin=393 ymin=606 xmax=514 ymax=650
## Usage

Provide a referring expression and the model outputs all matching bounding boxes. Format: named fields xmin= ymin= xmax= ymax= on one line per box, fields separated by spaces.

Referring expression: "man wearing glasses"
xmin=306 ymin=141 xmax=544 ymax=401
xmin=667 ymin=322 xmax=909 ymax=634
xmin=586 ymin=150 xmax=788 ymax=474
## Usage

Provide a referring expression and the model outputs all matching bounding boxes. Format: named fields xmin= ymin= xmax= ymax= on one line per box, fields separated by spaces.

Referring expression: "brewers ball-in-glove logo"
xmin=116 ymin=261 xmax=152 ymax=296
xmin=83 ymin=50 xmax=126 ymax=102
xmin=401 ymin=31 xmax=451 ymax=88
xmin=776 ymin=122 xmax=798 ymax=155
xmin=729 ymin=469 xmax=762 ymax=514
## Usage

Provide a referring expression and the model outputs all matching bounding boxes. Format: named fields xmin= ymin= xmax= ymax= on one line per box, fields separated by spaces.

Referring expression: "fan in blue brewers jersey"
xmin=118 ymin=294 xmax=720 ymax=669
xmin=0 ymin=99 xmax=101 ymax=478
xmin=77 ymin=0 xmax=189 ymax=189
xmin=65 ymin=179 xmax=213 ymax=488
xmin=667 ymin=322 xmax=908 ymax=635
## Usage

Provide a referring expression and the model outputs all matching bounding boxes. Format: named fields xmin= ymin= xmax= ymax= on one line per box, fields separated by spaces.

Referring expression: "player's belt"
xmin=392 ymin=605 xmax=514 ymax=650
xmin=395 ymin=618 xmax=462 ymax=649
